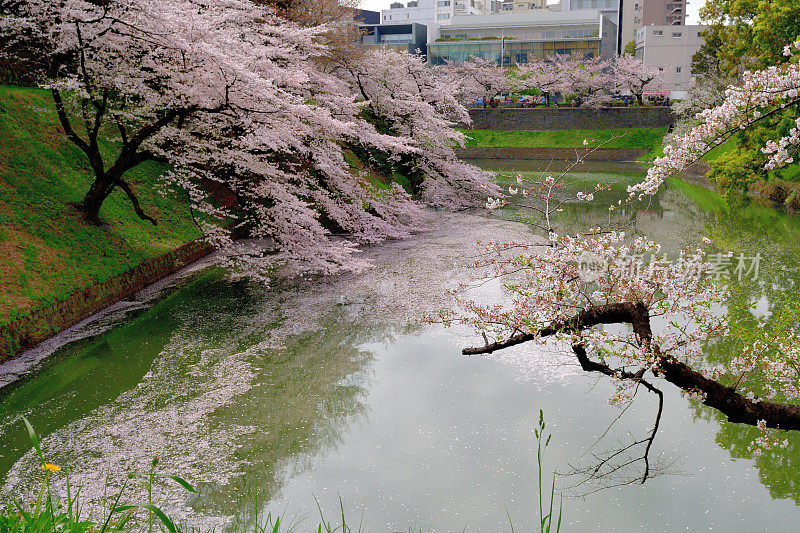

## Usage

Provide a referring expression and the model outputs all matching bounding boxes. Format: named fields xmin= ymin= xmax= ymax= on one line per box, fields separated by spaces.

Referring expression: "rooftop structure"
xmin=359 ymin=22 xmax=429 ymax=55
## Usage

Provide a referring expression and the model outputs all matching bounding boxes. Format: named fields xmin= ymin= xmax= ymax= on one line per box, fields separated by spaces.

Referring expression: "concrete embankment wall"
xmin=466 ymin=107 xmax=675 ymax=131
xmin=456 ymin=147 xmax=647 ymax=161
xmin=0 ymin=240 xmax=214 ymax=361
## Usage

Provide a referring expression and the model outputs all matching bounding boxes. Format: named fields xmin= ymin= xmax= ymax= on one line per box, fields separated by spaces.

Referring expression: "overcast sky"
xmin=358 ymin=0 xmax=707 ymax=24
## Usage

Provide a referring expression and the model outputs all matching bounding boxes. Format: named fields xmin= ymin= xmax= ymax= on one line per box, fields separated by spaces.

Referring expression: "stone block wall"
xmin=0 ymin=240 xmax=214 ymax=361
xmin=466 ymin=107 xmax=675 ymax=131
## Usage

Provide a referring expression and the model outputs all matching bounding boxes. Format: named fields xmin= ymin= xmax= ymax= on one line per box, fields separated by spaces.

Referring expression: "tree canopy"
xmin=691 ymin=0 xmax=800 ymax=196
xmin=0 ymin=0 xmax=490 ymax=278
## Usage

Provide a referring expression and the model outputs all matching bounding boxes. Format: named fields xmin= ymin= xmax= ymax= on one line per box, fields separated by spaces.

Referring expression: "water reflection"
xmin=470 ymin=160 xmax=800 ymax=507
xmin=0 ymin=271 xmax=234 ymax=475
xmin=675 ymin=182 xmax=800 ymax=506
xmin=0 ymin=271 xmax=390 ymax=525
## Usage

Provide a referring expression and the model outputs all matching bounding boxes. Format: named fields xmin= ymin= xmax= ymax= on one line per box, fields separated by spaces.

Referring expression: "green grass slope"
xmin=460 ymin=127 xmax=667 ymax=153
xmin=0 ymin=85 xmax=202 ymax=327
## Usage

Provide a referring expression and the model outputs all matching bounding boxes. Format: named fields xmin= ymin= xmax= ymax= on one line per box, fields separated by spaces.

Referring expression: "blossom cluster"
xmin=452 ymin=231 xmax=726 ymax=367
xmin=749 ymin=420 xmax=790 ymax=458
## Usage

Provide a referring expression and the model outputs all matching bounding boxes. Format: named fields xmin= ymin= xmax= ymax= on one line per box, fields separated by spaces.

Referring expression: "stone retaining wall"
xmin=466 ymin=107 xmax=675 ymax=131
xmin=456 ymin=146 xmax=648 ymax=161
xmin=0 ymin=239 xmax=214 ymax=361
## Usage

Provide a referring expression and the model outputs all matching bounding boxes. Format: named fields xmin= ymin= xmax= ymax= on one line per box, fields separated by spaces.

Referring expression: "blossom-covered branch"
xmin=437 ymin=232 xmax=800 ymax=440
xmin=629 ymin=41 xmax=800 ymax=199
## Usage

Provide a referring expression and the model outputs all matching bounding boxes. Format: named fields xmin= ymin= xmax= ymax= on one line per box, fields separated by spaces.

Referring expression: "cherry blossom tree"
xmin=437 ymin=230 xmax=800 ymax=440
xmin=515 ymin=54 xmax=613 ymax=107
xmin=555 ymin=54 xmax=613 ymax=108
xmin=614 ymin=54 xmax=662 ymax=105
xmin=332 ymin=48 xmax=494 ymax=209
xmin=435 ymin=41 xmax=800 ymax=451
xmin=0 ymin=0 xmax=488 ymax=277
xmin=630 ymin=41 xmax=800 ymax=200
xmin=437 ymin=56 xmax=511 ymax=106
xmin=514 ymin=57 xmax=562 ymax=107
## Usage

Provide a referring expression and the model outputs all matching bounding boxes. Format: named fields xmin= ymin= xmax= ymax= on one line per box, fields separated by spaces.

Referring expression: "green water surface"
xmin=2 ymin=162 xmax=800 ymax=531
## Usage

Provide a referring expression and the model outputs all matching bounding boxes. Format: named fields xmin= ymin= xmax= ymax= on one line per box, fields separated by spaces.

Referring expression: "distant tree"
xmin=614 ymin=54 xmax=662 ymax=105
xmin=554 ymin=54 xmax=613 ymax=107
xmin=515 ymin=57 xmax=562 ymax=106
xmin=623 ymin=39 xmax=637 ymax=56
xmin=515 ymin=54 xmax=612 ymax=107
xmin=437 ymin=57 xmax=511 ymax=105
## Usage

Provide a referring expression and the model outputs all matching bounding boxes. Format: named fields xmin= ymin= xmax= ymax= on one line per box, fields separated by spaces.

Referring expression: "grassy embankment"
xmin=460 ymin=127 xmax=668 ymax=158
xmin=0 ymin=85 xmax=204 ymax=329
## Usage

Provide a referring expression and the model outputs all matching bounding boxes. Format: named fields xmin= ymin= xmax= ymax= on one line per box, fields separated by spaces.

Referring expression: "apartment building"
xmin=641 ymin=0 xmax=686 ymax=26
xmin=635 ymin=24 xmax=705 ymax=97
xmin=620 ymin=0 xmax=688 ymax=52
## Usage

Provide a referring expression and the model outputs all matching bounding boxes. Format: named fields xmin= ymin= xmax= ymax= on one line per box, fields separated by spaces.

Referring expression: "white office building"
xmin=561 ymin=0 xmax=620 ymax=52
xmin=635 ymin=24 xmax=706 ymax=98
xmin=429 ymin=10 xmax=617 ymax=64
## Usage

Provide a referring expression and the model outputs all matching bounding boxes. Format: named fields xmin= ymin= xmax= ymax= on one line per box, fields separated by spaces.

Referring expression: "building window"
xmin=437 ymin=13 xmax=450 ymax=19
xmin=653 ymin=30 xmax=663 ymax=36
xmin=676 ymin=66 xmax=682 ymax=73
xmin=437 ymin=0 xmax=450 ymax=5
xmin=672 ymin=31 xmax=682 ymax=38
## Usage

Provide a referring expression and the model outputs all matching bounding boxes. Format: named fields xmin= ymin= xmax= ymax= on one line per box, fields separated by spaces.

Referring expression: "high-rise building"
xmin=620 ymin=0 xmax=687 ymax=55
xmin=641 ymin=0 xmax=686 ymax=26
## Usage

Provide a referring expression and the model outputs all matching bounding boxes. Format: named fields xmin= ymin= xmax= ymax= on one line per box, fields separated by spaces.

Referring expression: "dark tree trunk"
xmin=49 ymin=88 xmax=194 ymax=227
xmin=463 ymin=301 xmax=800 ymax=431
xmin=78 ymin=174 xmax=116 ymax=223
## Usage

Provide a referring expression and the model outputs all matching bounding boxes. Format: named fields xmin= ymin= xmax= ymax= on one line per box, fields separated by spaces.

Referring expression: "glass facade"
xmin=428 ymin=39 xmax=601 ymax=65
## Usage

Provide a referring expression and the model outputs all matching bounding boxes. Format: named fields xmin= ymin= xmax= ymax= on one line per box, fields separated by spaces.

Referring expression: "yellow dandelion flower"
xmin=41 ymin=463 xmax=61 ymax=472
